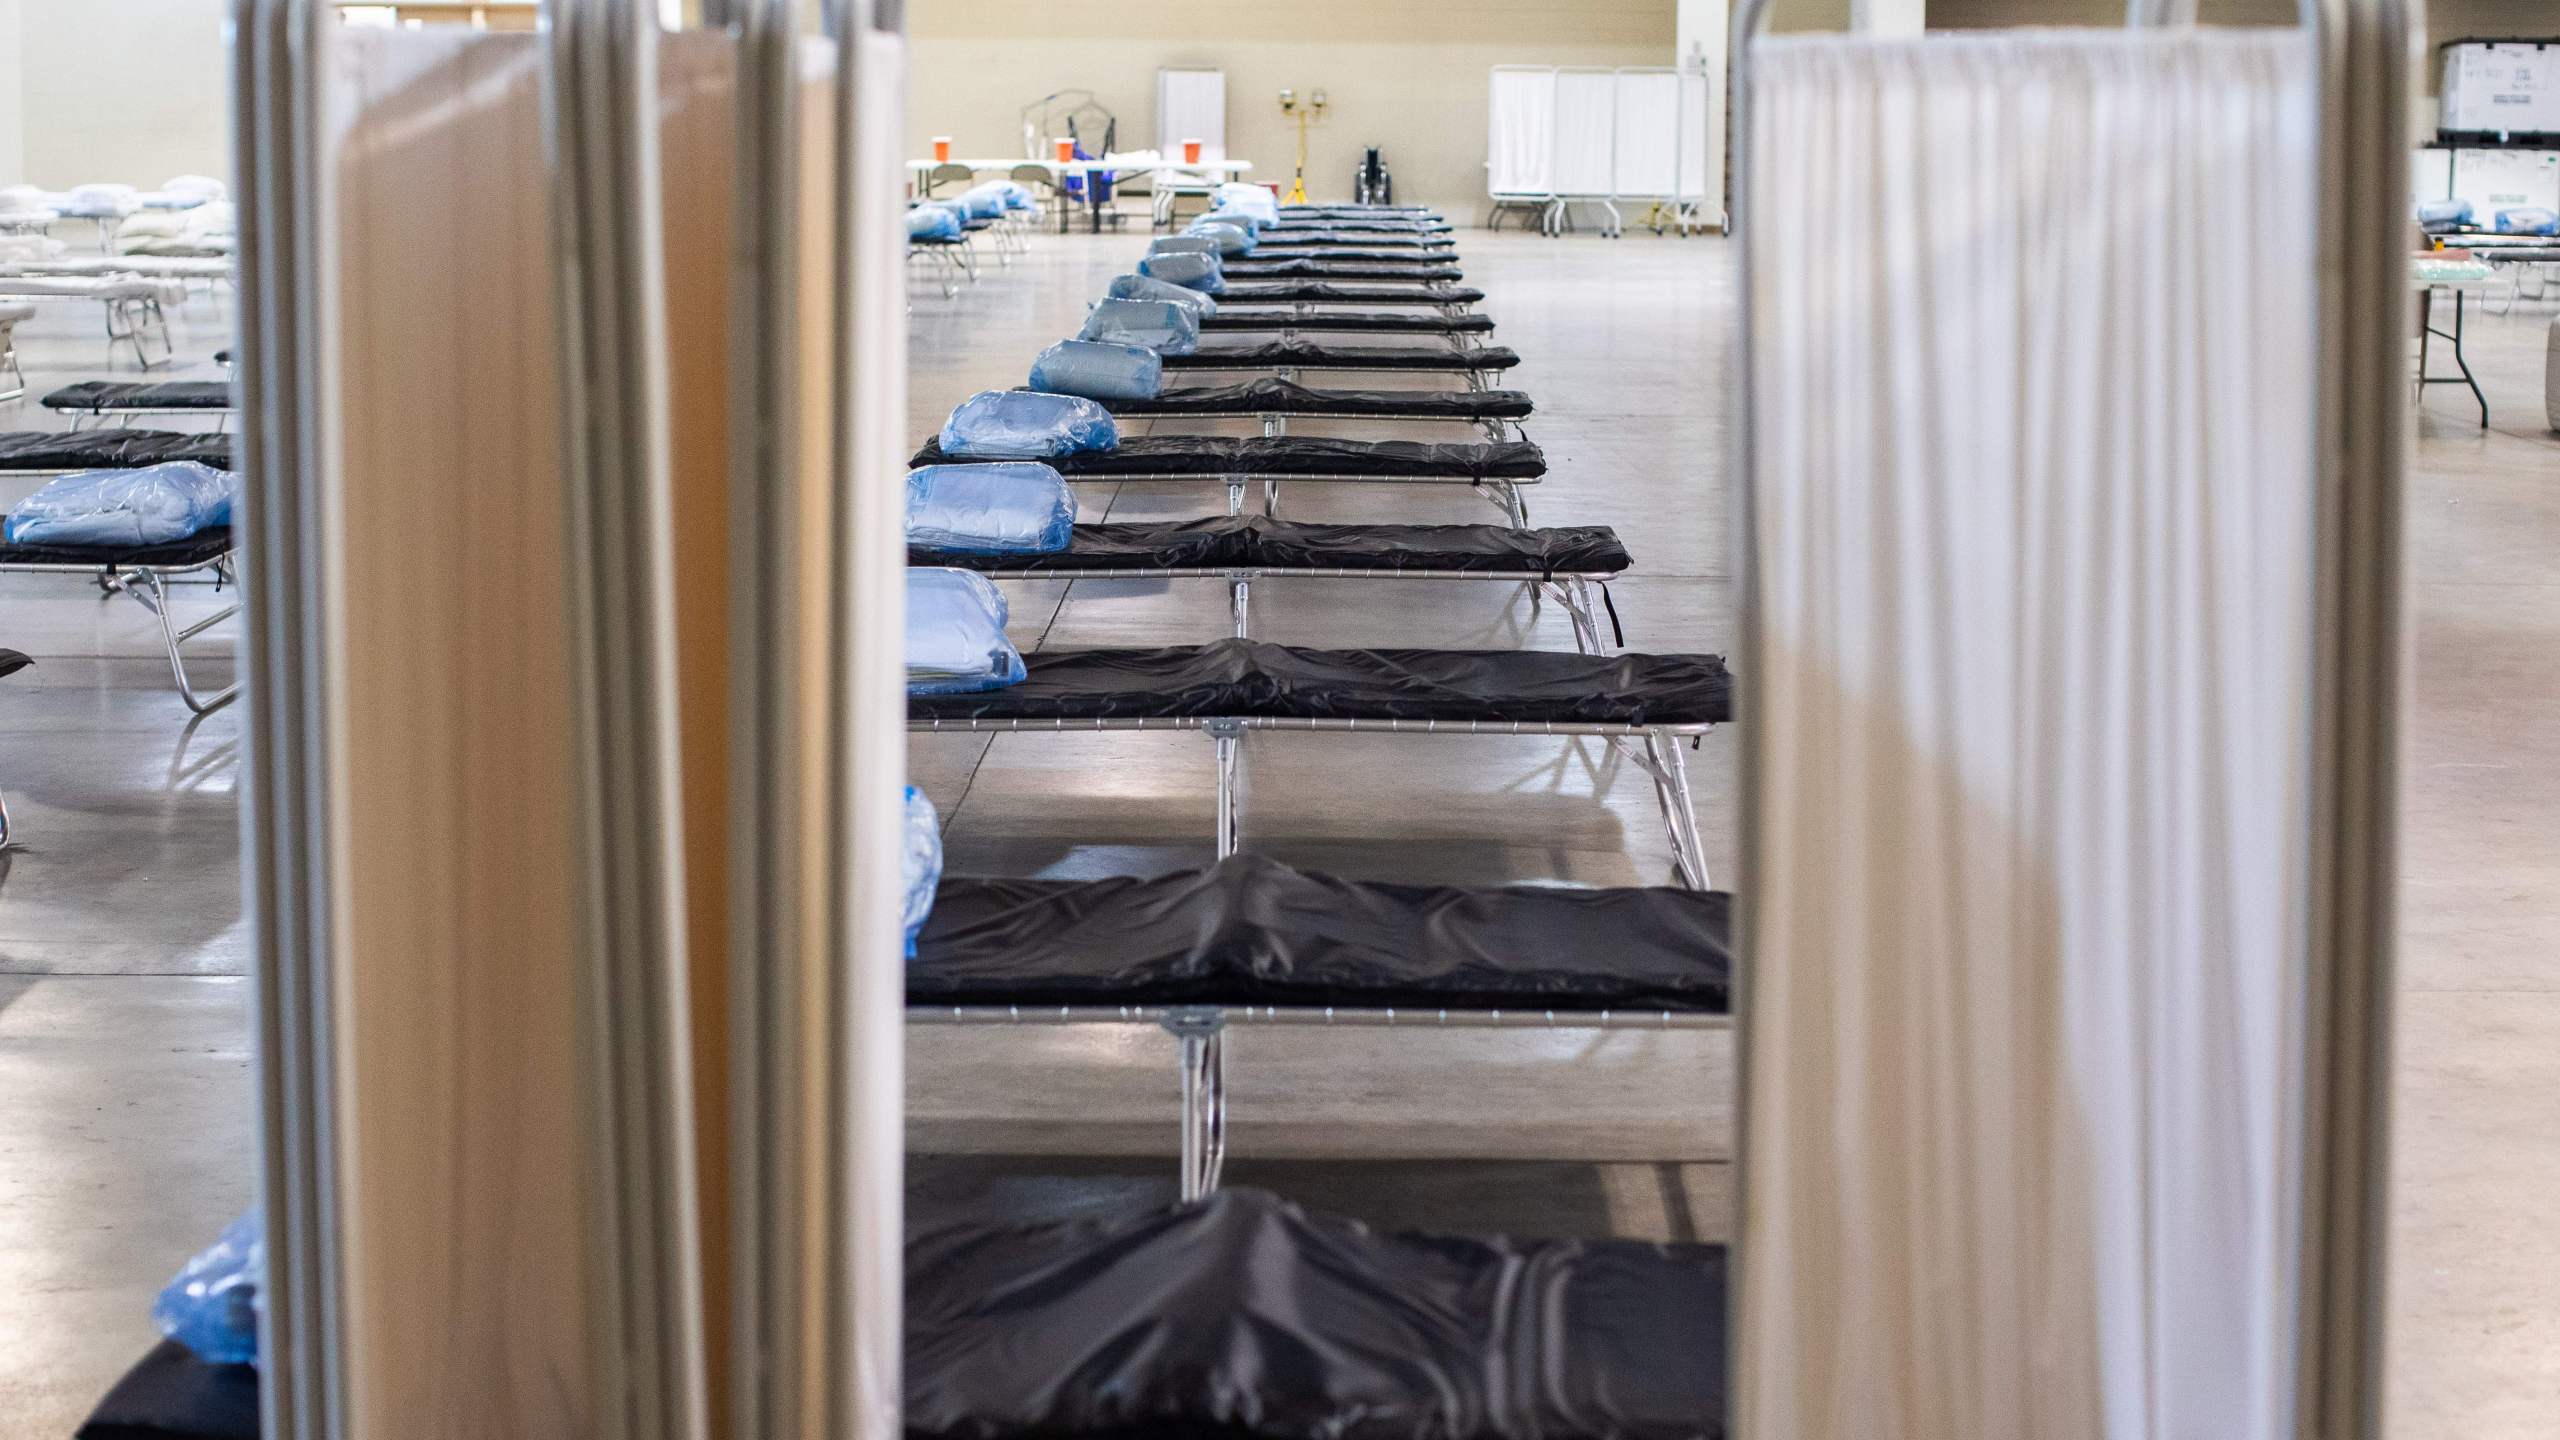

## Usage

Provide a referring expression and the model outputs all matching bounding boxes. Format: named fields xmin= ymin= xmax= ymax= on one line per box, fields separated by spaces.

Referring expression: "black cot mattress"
xmin=0 ymin=429 xmax=233 ymax=471
xmin=1251 ymin=235 xmax=1456 ymax=252
xmin=0 ymin=525 xmax=233 ymax=570
xmin=42 ymin=380 xmax=233 ymax=412
xmin=912 ymin=516 xmax=1626 ymax=576
xmin=913 ymin=853 xmax=1729 ymax=1012
xmin=1161 ymin=341 xmax=1518 ymax=372
xmin=1105 ymin=378 xmax=1532 ymax=420
xmin=1218 ymin=260 xmax=1463 ymax=282
xmin=83 ymin=1190 xmax=1728 ymax=1440
xmin=911 ymin=435 xmax=1544 ymax=481
xmin=907 ymin=639 xmax=1732 ymax=728
xmin=1220 ymin=282 xmax=1483 ymax=305
xmin=1202 ymin=309 xmax=1493 ymax=334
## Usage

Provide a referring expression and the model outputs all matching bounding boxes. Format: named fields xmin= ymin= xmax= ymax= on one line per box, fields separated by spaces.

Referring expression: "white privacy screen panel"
xmin=1739 ymin=30 xmax=2316 ymax=1440
xmin=1550 ymin=68 xmax=1617 ymax=196
xmin=1487 ymin=66 xmax=1556 ymax=196
xmin=1613 ymin=68 xmax=1680 ymax=198
xmin=1678 ymin=68 xmax=1712 ymax=200
xmin=1156 ymin=68 xmax=1226 ymax=162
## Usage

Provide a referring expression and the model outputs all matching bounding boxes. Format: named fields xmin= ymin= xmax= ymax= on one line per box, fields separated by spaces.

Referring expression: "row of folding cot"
xmin=897 ymin=192 xmax=1732 ymax=1221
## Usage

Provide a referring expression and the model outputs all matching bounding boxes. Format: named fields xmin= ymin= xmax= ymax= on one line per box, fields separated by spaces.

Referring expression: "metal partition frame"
xmin=1724 ymin=3 xmax=2407 ymax=1438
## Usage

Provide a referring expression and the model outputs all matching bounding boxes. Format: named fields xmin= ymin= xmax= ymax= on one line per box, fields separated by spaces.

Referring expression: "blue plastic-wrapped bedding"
xmin=902 ymin=785 xmax=943 ymax=955
xmin=1181 ymin=219 xmax=1256 ymax=255
xmin=153 ymin=1211 xmax=263 ymax=1368
xmin=2497 ymin=206 xmax=2559 ymax=236
xmin=1028 ymin=339 xmax=1163 ymax=401
xmin=1136 ymin=249 xmax=1225 ymax=294
xmin=906 ymin=462 xmax=1077 ymax=554
xmin=957 ymin=184 xmax=1008 ymax=219
xmin=907 ymin=205 xmax=962 ymax=240
xmin=938 ymin=390 xmax=1119 ymax=459
xmin=4 ymin=462 xmax=236 ymax=547
xmin=1148 ymin=234 xmax=1222 ymax=258
xmin=2417 ymin=197 xmax=2473 ymax=232
xmin=1076 ymin=297 xmax=1200 ymax=355
xmin=1106 ymin=271 xmax=1218 ymax=318
xmin=906 ymin=567 xmax=1025 ymax=694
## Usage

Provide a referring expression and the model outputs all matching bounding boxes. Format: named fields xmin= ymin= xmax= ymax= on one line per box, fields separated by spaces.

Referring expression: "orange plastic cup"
xmin=1183 ymin=139 xmax=1202 ymax=164
xmin=1055 ymin=137 xmax=1075 ymax=163
xmin=932 ymin=136 xmax=952 ymax=162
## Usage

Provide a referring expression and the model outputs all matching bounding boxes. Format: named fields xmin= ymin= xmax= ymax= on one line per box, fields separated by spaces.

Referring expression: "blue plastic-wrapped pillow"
xmin=1108 ymin=271 xmax=1218 ymax=319
xmin=2496 ymin=206 xmax=2559 ymax=236
xmin=155 ymin=1210 xmax=263 ymax=1367
xmin=907 ymin=205 xmax=961 ymax=240
xmin=959 ymin=184 xmax=1008 ymax=219
xmin=1029 ymin=339 xmax=1164 ymax=401
xmin=1197 ymin=205 xmax=1266 ymax=233
xmin=2416 ymin=197 xmax=2473 ymax=232
xmin=907 ymin=462 xmax=1077 ymax=554
xmin=1214 ymin=182 xmax=1277 ymax=225
xmin=4 ymin=461 xmax=236 ymax=547
xmin=906 ymin=566 xmax=1025 ymax=694
xmin=938 ymin=389 xmax=1120 ymax=459
xmin=1077 ymin=297 xmax=1200 ymax=355
xmin=1148 ymin=234 xmax=1221 ymax=257
xmin=1182 ymin=219 xmax=1256 ymax=256
xmin=902 ymin=785 xmax=943 ymax=956
xmin=1136 ymin=249 xmax=1225 ymax=295
xmin=993 ymin=180 xmax=1035 ymax=211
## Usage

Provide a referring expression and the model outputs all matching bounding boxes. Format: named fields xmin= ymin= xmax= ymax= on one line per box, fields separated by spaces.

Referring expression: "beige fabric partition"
xmin=323 ymin=29 xmax=595 ymax=1433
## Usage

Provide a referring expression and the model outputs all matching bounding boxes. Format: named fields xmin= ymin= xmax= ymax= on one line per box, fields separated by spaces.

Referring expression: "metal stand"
xmin=1208 ymin=720 xmax=1244 ymax=857
xmin=118 ymin=561 xmax=243 ymax=714
xmin=1163 ymin=1006 xmax=1229 ymax=1200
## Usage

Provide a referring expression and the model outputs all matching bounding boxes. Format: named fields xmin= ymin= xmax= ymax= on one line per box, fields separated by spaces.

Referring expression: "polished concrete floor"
xmin=0 ymin=230 xmax=2551 ymax=1435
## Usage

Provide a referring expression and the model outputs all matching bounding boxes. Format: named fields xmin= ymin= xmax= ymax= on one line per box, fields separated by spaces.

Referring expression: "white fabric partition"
xmin=1613 ymin=68 xmax=1682 ymax=198
xmin=1678 ymin=67 xmax=1712 ymax=202
xmin=1738 ymin=29 xmax=2317 ymax=1440
xmin=1156 ymin=68 xmax=1226 ymax=163
xmin=1487 ymin=66 xmax=1557 ymax=197
xmin=1550 ymin=68 xmax=1619 ymax=197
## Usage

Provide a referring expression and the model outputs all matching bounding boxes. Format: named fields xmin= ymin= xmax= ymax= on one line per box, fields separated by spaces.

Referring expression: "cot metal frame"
xmin=54 ymin=404 xmax=234 ymax=432
xmin=910 ymin=1000 xmax=1731 ymax=1200
xmin=0 ymin=550 xmax=240 ymax=713
xmin=1127 ymin=407 xmax=1524 ymax=443
xmin=0 ymin=315 xmax=22 ymax=402
xmin=907 ymin=713 xmax=1716 ymax=891
xmin=0 ymin=289 xmax=175 ymax=368
xmin=906 ymin=237 xmax=969 ymax=297
xmin=959 ymin=562 xmax=1619 ymax=652
xmin=1059 ymin=467 xmax=1536 ymax=526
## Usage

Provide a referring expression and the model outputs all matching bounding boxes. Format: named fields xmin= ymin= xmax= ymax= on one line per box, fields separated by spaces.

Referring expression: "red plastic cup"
xmin=1055 ymin=137 xmax=1075 ymax=163
xmin=932 ymin=136 xmax=952 ymax=162
xmin=1183 ymin=139 xmax=1202 ymax=164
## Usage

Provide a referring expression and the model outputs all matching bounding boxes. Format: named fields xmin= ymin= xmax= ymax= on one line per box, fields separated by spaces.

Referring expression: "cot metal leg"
xmin=1262 ymin=478 xmax=1280 ymax=517
xmin=1225 ymin=477 xmax=1247 ymax=517
xmin=0 ymin=781 xmax=11 ymax=852
xmin=1638 ymin=727 xmax=1710 ymax=890
xmin=0 ymin=336 xmax=23 ymax=403
xmin=123 ymin=569 xmax=241 ymax=715
xmin=1551 ymin=579 xmax=1600 ymax=654
xmin=1164 ymin=1007 xmax=1229 ymax=1201
xmin=1230 ymin=577 xmax=1250 ymax=638
xmin=1208 ymin=721 xmax=1243 ymax=859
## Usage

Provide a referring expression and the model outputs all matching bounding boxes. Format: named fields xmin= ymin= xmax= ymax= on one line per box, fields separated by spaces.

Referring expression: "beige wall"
xmin=7 ymin=0 xmax=229 ymax=187
xmin=907 ymin=0 xmax=1677 ymax=213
